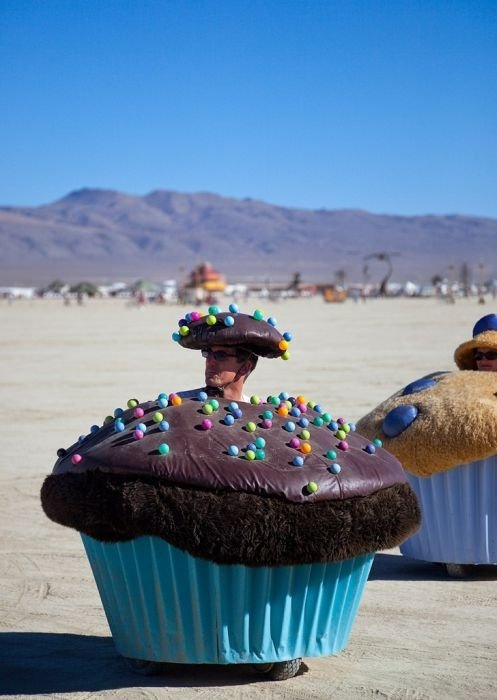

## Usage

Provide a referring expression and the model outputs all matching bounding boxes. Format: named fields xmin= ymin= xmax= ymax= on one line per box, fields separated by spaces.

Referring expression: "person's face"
xmin=474 ymin=347 xmax=497 ymax=372
xmin=203 ymin=345 xmax=248 ymax=387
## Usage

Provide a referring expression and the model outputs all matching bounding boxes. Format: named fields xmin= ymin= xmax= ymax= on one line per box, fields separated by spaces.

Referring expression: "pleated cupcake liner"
xmin=82 ymin=534 xmax=373 ymax=664
xmin=400 ymin=456 xmax=497 ymax=564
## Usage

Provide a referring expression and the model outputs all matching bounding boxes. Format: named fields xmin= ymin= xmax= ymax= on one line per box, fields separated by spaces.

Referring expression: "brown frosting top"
xmin=177 ymin=312 xmax=287 ymax=358
xmin=53 ymin=393 xmax=406 ymax=504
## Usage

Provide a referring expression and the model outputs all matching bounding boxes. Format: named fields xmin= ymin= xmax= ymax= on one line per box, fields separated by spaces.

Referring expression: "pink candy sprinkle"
xmin=201 ymin=418 xmax=213 ymax=430
xmin=289 ymin=437 xmax=300 ymax=448
xmin=297 ymin=403 xmax=307 ymax=413
xmin=134 ymin=429 xmax=144 ymax=440
xmin=337 ymin=417 xmax=346 ymax=424
xmin=71 ymin=453 xmax=83 ymax=464
xmin=261 ymin=419 xmax=273 ymax=429
xmin=190 ymin=311 xmax=201 ymax=321
xmin=338 ymin=440 xmax=349 ymax=450
xmin=134 ymin=407 xmax=144 ymax=418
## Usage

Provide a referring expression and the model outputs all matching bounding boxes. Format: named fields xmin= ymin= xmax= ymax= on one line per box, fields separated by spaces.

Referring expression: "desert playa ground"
xmin=1 ymin=295 xmax=496 ymax=699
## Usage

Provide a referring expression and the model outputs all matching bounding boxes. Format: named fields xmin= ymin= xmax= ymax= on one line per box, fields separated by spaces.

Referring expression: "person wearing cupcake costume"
xmin=41 ymin=305 xmax=420 ymax=678
xmin=356 ymin=312 xmax=497 ymax=574
xmin=173 ymin=305 xmax=290 ymax=401
xmin=454 ymin=313 xmax=497 ymax=372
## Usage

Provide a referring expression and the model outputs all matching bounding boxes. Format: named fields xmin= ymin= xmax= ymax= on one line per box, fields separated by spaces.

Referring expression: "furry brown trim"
xmin=41 ymin=471 xmax=420 ymax=567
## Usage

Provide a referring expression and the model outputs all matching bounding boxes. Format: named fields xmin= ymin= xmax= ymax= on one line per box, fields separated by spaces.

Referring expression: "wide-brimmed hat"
xmin=454 ymin=313 xmax=497 ymax=369
xmin=172 ymin=306 xmax=292 ymax=359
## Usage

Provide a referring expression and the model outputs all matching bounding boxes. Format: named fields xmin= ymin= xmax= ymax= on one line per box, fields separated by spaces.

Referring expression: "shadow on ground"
xmin=0 ymin=632 xmax=308 ymax=695
xmin=370 ymin=552 xmax=497 ymax=581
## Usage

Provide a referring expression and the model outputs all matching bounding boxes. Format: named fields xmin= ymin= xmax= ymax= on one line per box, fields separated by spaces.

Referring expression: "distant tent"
xmin=131 ymin=279 xmax=158 ymax=293
xmin=69 ymin=281 xmax=99 ymax=297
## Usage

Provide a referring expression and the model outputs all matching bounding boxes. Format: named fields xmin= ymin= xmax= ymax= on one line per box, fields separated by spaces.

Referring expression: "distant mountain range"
xmin=1 ymin=188 xmax=496 ymax=286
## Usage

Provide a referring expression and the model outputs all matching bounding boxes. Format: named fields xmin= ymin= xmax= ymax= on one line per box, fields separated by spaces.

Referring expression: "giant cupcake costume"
xmin=356 ymin=314 xmax=497 ymax=574
xmin=41 ymin=306 xmax=420 ymax=679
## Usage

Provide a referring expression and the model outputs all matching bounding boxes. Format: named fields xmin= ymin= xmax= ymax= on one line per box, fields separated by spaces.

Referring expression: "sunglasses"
xmin=474 ymin=351 xmax=497 ymax=361
xmin=201 ymin=350 xmax=241 ymax=361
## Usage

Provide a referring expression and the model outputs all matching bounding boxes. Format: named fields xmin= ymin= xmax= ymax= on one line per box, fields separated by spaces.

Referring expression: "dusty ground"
xmin=1 ymin=295 xmax=496 ymax=699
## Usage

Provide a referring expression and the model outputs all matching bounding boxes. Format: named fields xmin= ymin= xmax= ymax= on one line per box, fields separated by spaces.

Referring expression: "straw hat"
xmin=454 ymin=313 xmax=497 ymax=369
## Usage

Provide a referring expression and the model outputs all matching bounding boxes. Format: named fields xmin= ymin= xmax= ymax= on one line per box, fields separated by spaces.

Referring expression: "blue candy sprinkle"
xmin=228 ymin=401 xmax=239 ymax=412
xmin=90 ymin=424 xmax=100 ymax=433
xmin=136 ymin=422 xmax=147 ymax=433
xmin=290 ymin=407 xmax=301 ymax=417
xmin=224 ymin=414 xmax=235 ymax=426
xmin=284 ymin=421 xmax=296 ymax=432
xmin=159 ymin=420 xmax=170 ymax=432
xmin=382 ymin=405 xmax=418 ymax=438
xmin=283 ymin=331 xmax=293 ymax=341
xmin=228 ymin=445 xmax=239 ymax=456
xmin=365 ymin=443 xmax=376 ymax=454
xmin=172 ymin=332 xmax=181 ymax=342
xmin=224 ymin=315 xmax=235 ymax=327
xmin=292 ymin=455 xmax=304 ymax=467
xmin=158 ymin=397 xmax=169 ymax=408
xmin=328 ymin=463 xmax=341 ymax=474
xmin=328 ymin=420 xmax=339 ymax=432
xmin=402 ymin=378 xmax=437 ymax=396
xmin=298 ymin=417 xmax=310 ymax=428
xmin=114 ymin=420 xmax=125 ymax=432
xmin=114 ymin=408 xmax=124 ymax=417
xmin=198 ymin=391 xmax=208 ymax=401
xmin=232 ymin=408 xmax=243 ymax=419
xmin=228 ymin=303 xmax=239 ymax=313
xmin=268 ymin=317 xmax=277 ymax=326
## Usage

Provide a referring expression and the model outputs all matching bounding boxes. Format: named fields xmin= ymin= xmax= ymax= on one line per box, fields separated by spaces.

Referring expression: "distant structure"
xmin=363 ymin=252 xmax=399 ymax=296
xmin=185 ymin=261 xmax=227 ymax=303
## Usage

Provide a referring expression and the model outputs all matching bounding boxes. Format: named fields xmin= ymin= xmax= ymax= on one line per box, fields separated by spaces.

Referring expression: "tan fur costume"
xmin=356 ymin=370 xmax=497 ymax=477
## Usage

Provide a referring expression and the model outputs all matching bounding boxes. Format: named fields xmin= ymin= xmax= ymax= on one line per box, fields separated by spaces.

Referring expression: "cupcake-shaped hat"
xmin=454 ymin=313 xmax=497 ymax=369
xmin=173 ymin=305 xmax=291 ymax=359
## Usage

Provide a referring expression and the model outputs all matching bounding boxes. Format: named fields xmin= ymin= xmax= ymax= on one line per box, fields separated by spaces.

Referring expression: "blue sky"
xmin=2 ymin=0 xmax=496 ymax=216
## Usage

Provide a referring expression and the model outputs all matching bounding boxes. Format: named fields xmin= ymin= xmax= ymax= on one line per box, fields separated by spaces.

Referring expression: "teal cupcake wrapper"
xmin=82 ymin=535 xmax=373 ymax=664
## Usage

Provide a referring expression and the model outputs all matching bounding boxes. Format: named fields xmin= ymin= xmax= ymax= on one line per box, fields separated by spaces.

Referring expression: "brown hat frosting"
xmin=173 ymin=307 xmax=291 ymax=359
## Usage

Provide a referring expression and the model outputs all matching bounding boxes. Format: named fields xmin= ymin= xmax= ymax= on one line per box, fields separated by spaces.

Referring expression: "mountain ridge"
xmin=1 ymin=188 xmax=496 ymax=286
